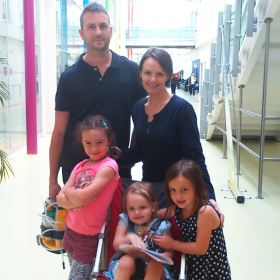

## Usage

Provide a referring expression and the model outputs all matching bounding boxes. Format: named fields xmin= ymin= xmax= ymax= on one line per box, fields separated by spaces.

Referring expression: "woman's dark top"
xmin=121 ymin=94 xmax=215 ymax=200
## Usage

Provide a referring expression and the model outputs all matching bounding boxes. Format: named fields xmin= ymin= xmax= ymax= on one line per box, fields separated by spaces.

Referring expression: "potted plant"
xmin=0 ymin=57 xmax=14 ymax=183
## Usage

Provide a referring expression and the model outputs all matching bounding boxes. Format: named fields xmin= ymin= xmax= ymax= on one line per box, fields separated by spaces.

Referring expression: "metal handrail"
xmin=229 ymin=105 xmax=280 ymax=120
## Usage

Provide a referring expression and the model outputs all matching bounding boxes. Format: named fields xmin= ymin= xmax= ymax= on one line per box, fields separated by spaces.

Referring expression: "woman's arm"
xmin=64 ymin=166 xmax=115 ymax=206
xmin=153 ymin=205 xmax=216 ymax=255
xmin=57 ymin=171 xmax=81 ymax=209
xmin=113 ymin=224 xmax=146 ymax=251
xmin=116 ymin=145 xmax=144 ymax=166
xmin=176 ymin=103 xmax=226 ymax=224
xmin=177 ymin=104 xmax=216 ymax=201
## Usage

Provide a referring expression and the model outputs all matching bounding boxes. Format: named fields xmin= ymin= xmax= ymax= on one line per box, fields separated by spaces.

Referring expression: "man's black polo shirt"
xmin=55 ymin=50 xmax=147 ymax=171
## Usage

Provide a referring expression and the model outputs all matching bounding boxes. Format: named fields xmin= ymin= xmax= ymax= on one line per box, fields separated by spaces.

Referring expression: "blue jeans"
xmin=190 ymin=84 xmax=196 ymax=95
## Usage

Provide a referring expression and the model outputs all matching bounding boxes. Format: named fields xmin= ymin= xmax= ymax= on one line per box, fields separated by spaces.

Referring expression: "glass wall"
xmin=229 ymin=2 xmax=236 ymax=74
xmin=240 ymin=0 xmax=256 ymax=47
xmin=240 ymin=0 xmax=248 ymax=47
xmin=55 ymin=0 xmax=116 ymax=82
xmin=127 ymin=0 xmax=196 ymax=40
xmin=56 ymin=0 xmax=84 ymax=82
xmin=0 ymin=0 xmax=41 ymax=152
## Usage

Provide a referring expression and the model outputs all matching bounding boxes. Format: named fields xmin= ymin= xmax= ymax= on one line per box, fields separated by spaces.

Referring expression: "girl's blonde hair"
xmin=123 ymin=182 xmax=158 ymax=217
xmin=164 ymin=160 xmax=209 ymax=219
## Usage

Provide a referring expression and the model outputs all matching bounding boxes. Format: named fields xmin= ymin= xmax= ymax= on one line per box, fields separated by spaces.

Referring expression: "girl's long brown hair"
xmin=74 ymin=115 xmax=116 ymax=158
xmin=164 ymin=160 xmax=209 ymax=219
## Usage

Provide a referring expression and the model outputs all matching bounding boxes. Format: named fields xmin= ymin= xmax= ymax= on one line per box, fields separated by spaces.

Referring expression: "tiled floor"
xmin=0 ymin=89 xmax=279 ymax=279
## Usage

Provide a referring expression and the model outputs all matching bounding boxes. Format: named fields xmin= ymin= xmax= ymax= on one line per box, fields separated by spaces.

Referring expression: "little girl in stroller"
xmin=103 ymin=181 xmax=175 ymax=280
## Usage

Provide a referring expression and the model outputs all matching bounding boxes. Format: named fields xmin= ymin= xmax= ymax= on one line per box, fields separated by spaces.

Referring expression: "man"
xmin=49 ymin=3 xmax=147 ymax=202
xmin=187 ymin=72 xmax=197 ymax=95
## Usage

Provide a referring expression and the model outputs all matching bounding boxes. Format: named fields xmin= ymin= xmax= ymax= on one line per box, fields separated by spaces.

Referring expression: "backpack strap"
xmin=150 ymin=219 xmax=163 ymax=231
xmin=147 ymin=219 xmax=164 ymax=251
xmin=127 ymin=219 xmax=135 ymax=233
xmin=40 ymin=224 xmax=65 ymax=240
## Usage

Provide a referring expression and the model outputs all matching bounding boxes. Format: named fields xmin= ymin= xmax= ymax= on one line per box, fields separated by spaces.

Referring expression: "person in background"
xmin=170 ymin=73 xmax=177 ymax=94
xmin=49 ymin=2 xmax=147 ymax=202
xmin=187 ymin=72 xmax=197 ymax=95
xmin=177 ymin=76 xmax=182 ymax=89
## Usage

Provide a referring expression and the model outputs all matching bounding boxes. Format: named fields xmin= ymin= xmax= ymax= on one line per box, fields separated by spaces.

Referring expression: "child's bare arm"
xmin=113 ymin=224 xmax=146 ymax=251
xmin=153 ymin=205 xmax=216 ymax=255
xmin=155 ymin=206 xmax=175 ymax=220
xmin=160 ymin=232 xmax=174 ymax=259
xmin=57 ymin=171 xmax=81 ymax=209
xmin=64 ymin=166 xmax=115 ymax=206
xmin=155 ymin=208 xmax=166 ymax=219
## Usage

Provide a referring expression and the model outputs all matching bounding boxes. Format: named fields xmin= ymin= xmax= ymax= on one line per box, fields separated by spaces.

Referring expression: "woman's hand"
xmin=112 ymin=146 xmax=121 ymax=160
xmin=153 ymin=235 xmax=174 ymax=250
xmin=209 ymin=199 xmax=224 ymax=227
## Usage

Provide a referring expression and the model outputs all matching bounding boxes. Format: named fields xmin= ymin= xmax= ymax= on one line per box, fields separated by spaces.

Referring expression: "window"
xmin=2 ymin=0 xmax=10 ymax=22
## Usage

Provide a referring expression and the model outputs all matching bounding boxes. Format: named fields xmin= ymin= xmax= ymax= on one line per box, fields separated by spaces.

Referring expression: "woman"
xmin=115 ymin=48 xmax=223 ymax=223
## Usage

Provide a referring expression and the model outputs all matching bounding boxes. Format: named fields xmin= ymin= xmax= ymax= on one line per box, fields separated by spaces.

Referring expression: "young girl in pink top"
xmin=57 ymin=115 xmax=119 ymax=280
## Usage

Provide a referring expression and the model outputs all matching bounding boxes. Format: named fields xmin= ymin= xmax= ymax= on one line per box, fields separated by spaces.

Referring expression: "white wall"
xmin=41 ymin=0 xmax=57 ymax=134
xmin=184 ymin=39 xmax=216 ymax=77
xmin=180 ymin=0 xmax=225 ymax=81
xmin=196 ymin=0 xmax=224 ymax=48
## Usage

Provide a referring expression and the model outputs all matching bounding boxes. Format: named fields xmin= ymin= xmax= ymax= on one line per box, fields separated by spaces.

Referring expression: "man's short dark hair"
xmin=80 ymin=2 xmax=110 ymax=29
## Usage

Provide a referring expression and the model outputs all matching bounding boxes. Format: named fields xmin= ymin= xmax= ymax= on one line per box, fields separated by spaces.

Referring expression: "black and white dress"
xmin=175 ymin=203 xmax=231 ymax=279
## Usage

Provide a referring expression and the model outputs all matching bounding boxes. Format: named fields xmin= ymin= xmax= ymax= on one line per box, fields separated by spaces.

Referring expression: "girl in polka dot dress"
xmin=153 ymin=160 xmax=231 ymax=279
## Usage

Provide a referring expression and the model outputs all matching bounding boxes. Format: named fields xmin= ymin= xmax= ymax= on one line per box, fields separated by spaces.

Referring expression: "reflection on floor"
xmin=0 ymin=89 xmax=279 ymax=280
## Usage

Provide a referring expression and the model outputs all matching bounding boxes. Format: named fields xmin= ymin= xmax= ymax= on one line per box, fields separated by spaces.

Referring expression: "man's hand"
xmin=49 ymin=182 xmax=61 ymax=203
xmin=153 ymin=235 xmax=174 ymax=250
xmin=209 ymin=199 xmax=224 ymax=227
xmin=112 ymin=146 xmax=121 ymax=160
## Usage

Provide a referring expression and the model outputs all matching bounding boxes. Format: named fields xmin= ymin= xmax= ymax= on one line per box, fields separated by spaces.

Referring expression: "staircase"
xmin=206 ymin=0 xmax=280 ymax=141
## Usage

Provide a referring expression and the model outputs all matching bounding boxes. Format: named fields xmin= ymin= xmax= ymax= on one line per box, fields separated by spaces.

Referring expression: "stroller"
xmin=36 ymin=179 xmax=187 ymax=279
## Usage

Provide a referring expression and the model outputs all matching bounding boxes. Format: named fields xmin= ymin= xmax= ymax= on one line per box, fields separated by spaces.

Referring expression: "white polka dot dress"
xmin=175 ymin=203 xmax=231 ymax=279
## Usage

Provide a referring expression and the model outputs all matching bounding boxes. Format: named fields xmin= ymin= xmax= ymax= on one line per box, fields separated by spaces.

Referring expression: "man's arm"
xmin=49 ymin=111 xmax=70 ymax=202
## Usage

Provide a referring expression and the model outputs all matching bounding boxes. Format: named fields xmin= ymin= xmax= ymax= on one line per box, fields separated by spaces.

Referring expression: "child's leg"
xmin=67 ymin=252 xmax=73 ymax=267
xmin=68 ymin=260 xmax=93 ymax=280
xmin=114 ymin=255 xmax=136 ymax=280
xmin=144 ymin=259 xmax=164 ymax=280
xmin=63 ymin=227 xmax=98 ymax=279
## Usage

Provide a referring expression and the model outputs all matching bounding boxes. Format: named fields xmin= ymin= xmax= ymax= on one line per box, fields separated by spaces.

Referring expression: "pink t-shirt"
xmin=66 ymin=157 xmax=118 ymax=235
